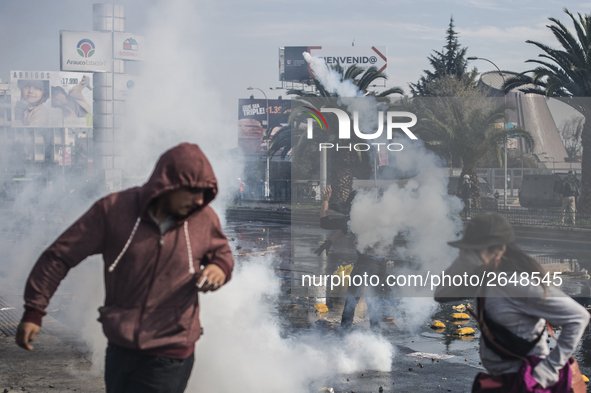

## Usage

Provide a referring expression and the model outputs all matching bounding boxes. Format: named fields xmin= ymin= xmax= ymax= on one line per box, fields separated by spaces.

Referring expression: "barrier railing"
xmin=467 ymin=206 xmax=591 ymax=228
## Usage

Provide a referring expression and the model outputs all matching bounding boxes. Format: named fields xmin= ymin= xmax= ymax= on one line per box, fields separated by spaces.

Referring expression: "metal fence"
xmin=470 ymin=206 xmax=591 ymax=229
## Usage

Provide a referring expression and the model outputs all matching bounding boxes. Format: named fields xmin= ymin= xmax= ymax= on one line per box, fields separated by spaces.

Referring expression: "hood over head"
xmin=140 ymin=143 xmax=218 ymax=214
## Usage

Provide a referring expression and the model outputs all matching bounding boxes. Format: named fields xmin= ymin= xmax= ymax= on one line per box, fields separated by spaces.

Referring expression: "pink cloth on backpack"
xmin=473 ymin=356 xmax=571 ymax=393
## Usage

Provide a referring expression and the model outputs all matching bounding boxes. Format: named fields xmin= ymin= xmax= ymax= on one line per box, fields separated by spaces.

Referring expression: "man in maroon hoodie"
xmin=15 ymin=143 xmax=234 ymax=393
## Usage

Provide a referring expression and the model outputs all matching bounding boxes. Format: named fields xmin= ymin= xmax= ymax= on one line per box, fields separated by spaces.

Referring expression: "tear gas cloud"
xmin=192 ymin=256 xmax=394 ymax=392
xmin=304 ymin=53 xmax=463 ymax=330
xmin=349 ymin=139 xmax=463 ymax=264
xmin=349 ymin=139 xmax=462 ymax=328
xmin=304 ymin=51 xmax=463 ymax=269
xmin=303 ymin=51 xmax=381 ymax=133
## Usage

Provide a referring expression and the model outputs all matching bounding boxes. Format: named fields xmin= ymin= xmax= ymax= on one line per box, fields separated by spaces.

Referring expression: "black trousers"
xmin=341 ymin=255 xmax=387 ymax=329
xmin=105 ymin=344 xmax=194 ymax=393
xmin=341 ymin=296 xmax=382 ymax=328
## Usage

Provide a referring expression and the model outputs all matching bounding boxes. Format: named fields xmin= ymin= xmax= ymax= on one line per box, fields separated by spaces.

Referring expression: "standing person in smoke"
xmin=435 ymin=214 xmax=589 ymax=392
xmin=459 ymin=174 xmax=476 ymax=219
xmin=315 ymin=186 xmax=386 ymax=331
xmin=15 ymin=143 xmax=234 ymax=393
xmin=560 ymin=170 xmax=580 ymax=226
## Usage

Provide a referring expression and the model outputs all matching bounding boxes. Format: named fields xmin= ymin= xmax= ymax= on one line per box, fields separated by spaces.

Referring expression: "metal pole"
xmin=247 ymin=87 xmax=270 ymax=199
xmin=320 ymin=148 xmax=327 ymax=191
xmin=504 ymin=135 xmax=507 ymax=206
xmin=467 ymin=57 xmax=508 ymax=206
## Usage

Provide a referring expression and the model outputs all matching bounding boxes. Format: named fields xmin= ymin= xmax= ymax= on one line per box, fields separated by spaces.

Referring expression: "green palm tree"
xmin=266 ymin=65 xmax=403 ymax=203
xmin=418 ymin=99 xmax=534 ymax=206
xmin=502 ymin=9 xmax=591 ymax=212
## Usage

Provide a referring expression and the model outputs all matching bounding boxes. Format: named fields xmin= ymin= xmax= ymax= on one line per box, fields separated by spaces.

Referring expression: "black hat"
xmin=448 ymin=214 xmax=514 ymax=250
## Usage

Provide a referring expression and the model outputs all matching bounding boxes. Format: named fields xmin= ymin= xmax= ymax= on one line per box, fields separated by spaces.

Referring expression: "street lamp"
xmin=467 ymin=56 xmax=509 ymax=207
xmin=247 ymin=86 xmax=270 ymax=199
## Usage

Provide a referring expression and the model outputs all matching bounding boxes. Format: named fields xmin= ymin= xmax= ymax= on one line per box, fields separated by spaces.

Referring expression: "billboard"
xmin=61 ymin=31 xmax=111 ymax=72
xmin=281 ymin=46 xmax=387 ymax=82
xmin=113 ymin=32 xmax=145 ymax=61
xmin=238 ymin=98 xmax=290 ymax=154
xmin=11 ymin=70 xmax=93 ymax=128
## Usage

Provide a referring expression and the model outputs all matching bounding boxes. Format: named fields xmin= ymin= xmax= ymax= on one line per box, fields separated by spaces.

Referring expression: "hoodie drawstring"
xmin=108 ymin=217 xmax=141 ymax=273
xmin=184 ymin=221 xmax=195 ymax=274
xmin=108 ymin=217 xmax=195 ymax=275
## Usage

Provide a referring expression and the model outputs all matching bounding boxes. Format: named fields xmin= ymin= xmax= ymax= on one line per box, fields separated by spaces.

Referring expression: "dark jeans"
xmin=105 ymin=344 xmax=194 ymax=393
xmin=341 ymin=255 xmax=386 ymax=329
xmin=341 ymin=296 xmax=382 ymax=329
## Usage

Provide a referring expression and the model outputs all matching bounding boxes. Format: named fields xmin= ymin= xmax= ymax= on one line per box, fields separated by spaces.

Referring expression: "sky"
xmin=2 ymin=0 xmax=591 ymax=116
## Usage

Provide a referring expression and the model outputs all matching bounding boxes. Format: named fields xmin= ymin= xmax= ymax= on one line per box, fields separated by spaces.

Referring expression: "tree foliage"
xmin=410 ymin=17 xmax=478 ymax=97
xmin=559 ymin=115 xmax=584 ymax=158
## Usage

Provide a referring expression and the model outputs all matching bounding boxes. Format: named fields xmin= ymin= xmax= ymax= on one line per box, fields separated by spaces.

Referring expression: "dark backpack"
xmin=460 ymin=181 xmax=473 ymax=198
xmin=562 ymin=179 xmax=580 ymax=197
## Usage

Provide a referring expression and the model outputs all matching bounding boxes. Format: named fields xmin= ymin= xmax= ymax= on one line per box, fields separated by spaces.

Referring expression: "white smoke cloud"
xmin=350 ymin=137 xmax=462 ymax=265
xmin=302 ymin=52 xmax=383 ymax=142
xmin=122 ymin=0 xmax=242 ymax=218
xmin=191 ymin=256 xmax=394 ymax=393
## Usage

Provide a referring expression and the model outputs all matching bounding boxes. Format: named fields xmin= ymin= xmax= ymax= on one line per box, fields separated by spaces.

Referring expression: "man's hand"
xmin=314 ymin=240 xmax=332 ymax=256
xmin=16 ymin=321 xmax=40 ymax=351
xmin=196 ymin=264 xmax=227 ymax=293
xmin=321 ymin=186 xmax=332 ymax=202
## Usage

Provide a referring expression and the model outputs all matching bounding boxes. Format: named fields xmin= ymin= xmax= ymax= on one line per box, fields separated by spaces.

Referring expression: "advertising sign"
xmin=11 ymin=70 xmax=93 ymax=128
xmin=114 ymin=74 xmax=141 ymax=100
xmin=282 ymin=46 xmax=387 ymax=82
xmin=61 ymin=31 xmax=111 ymax=72
xmin=238 ymin=98 xmax=290 ymax=154
xmin=113 ymin=32 xmax=145 ymax=61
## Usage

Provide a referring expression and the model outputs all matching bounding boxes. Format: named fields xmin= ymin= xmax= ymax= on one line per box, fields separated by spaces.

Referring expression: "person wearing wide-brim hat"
xmin=435 ymin=214 xmax=589 ymax=391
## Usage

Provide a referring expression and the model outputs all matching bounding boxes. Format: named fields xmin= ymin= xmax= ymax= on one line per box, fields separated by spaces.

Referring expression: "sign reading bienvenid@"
xmin=113 ymin=32 xmax=145 ymax=61
xmin=11 ymin=70 xmax=94 ymax=128
xmin=60 ymin=31 xmax=111 ymax=72
xmin=282 ymin=46 xmax=387 ymax=82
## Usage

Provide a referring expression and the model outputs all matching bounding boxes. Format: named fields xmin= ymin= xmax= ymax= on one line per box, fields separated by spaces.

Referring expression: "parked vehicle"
xmin=519 ymin=174 xmax=563 ymax=208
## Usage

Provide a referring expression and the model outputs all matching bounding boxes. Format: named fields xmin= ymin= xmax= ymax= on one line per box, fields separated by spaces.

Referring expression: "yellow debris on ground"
xmin=454 ymin=327 xmax=475 ymax=336
xmin=431 ymin=320 xmax=446 ymax=329
xmin=453 ymin=304 xmax=466 ymax=312
xmin=451 ymin=313 xmax=470 ymax=320
xmin=314 ymin=304 xmax=329 ymax=313
xmin=384 ymin=317 xmax=395 ymax=322
xmin=582 ymin=375 xmax=589 ymax=383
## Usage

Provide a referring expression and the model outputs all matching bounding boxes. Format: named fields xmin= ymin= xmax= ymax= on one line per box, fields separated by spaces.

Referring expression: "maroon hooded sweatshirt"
xmin=21 ymin=143 xmax=234 ymax=358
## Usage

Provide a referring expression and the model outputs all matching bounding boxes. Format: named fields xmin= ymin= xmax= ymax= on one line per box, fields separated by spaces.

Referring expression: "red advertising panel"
xmin=238 ymin=98 xmax=290 ymax=154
